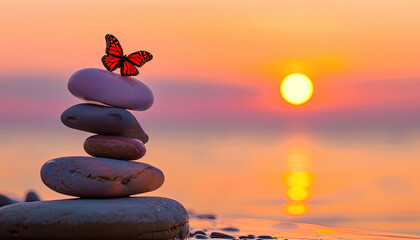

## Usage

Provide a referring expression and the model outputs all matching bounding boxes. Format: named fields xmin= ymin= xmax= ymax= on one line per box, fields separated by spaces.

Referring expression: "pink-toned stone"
xmin=84 ymin=135 xmax=146 ymax=160
xmin=68 ymin=68 xmax=154 ymax=111
xmin=41 ymin=157 xmax=164 ymax=198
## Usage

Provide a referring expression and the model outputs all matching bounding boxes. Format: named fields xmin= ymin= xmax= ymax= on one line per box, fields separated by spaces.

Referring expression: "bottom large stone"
xmin=0 ymin=197 xmax=189 ymax=240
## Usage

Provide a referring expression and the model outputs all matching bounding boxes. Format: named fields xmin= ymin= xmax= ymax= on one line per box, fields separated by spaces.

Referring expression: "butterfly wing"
xmin=105 ymin=34 xmax=124 ymax=57
xmin=103 ymin=34 xmax=152 ymax=76
xmin=126 ymin=51 xmax=153 ymax=67
xmin=120 ymin=59 xmax=139 ymax=76
xmin=102 ymin=55 xmax=123 ymax=72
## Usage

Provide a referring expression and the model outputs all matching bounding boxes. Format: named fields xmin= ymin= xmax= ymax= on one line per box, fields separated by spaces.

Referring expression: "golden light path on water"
xmin=284 ymin=201 xmax=309 ymax=215
xmin=283 ymin=149 xmax=314 ymax=216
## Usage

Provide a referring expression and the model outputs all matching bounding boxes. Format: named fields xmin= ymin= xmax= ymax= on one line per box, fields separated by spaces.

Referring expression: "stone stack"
xmin=0 ymin=68 xmax=189 ymax=239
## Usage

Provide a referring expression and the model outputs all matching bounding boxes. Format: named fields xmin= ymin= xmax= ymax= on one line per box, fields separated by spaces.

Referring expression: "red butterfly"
xmin=101 ymin=34 xmax=153 ymax=76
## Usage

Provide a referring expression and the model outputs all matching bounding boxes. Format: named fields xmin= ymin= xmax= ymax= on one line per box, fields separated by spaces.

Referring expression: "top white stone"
xmin=68 ymin=68 xmax=154 ymax=111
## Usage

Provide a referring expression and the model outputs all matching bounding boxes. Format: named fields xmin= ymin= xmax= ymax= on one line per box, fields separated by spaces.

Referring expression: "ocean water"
xmin=1 ymin=123 xmax=419 ymax=235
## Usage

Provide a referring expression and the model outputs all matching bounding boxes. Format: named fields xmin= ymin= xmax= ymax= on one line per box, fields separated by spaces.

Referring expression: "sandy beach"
xmin=189 ymin=213 xmax=420 ymax=240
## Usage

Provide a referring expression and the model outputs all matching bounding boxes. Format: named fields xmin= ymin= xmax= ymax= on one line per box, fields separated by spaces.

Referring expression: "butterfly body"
xmin=101 ymin=34 xmax=153 ymax=76
xmin=105 ymin=54 xmax=128 ymax=68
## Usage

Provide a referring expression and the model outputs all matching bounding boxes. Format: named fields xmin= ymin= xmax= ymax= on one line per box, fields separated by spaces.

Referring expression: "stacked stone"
xmin=0 ymin=68 xmax=189 ymax=240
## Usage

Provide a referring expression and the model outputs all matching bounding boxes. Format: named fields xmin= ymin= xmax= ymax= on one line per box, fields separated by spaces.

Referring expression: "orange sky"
xmin=2 ymin=1 xmax=420 ymax=78
xmin=1 ymin=0 xmax=420 ymax=117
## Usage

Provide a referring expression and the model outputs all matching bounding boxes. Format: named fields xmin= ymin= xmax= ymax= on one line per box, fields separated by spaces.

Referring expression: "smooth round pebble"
xmin=68 ymin=68 xmax=154 ymax=111
xmin=0 ymin=197 xmax=189 ymax=240
xmin=84 ymin=135 xmax=146 ymax=160
xmin=41 ymin=157 xmax=164 ymax=198
xmin=61 ymin=103 xmax=148 ymax=143
xmin=195 ymin=234 xmax=210 ymax=239
xmin=0 ymin=194 xmax=18 ymax=208
xmin=257 ymin=236 xmax=276 ymax=239
xmin=239 ymin=235 xmax=256 ymax=239
xmin=221 ymin=227 xmax=240 ymax=232
xmin=210 ymin=232 xmax=235 ymax=239
xmin=193 ymin=230 xmax=207 ymax=236
xmin=25 ymin=191 xmax=41 ymax=202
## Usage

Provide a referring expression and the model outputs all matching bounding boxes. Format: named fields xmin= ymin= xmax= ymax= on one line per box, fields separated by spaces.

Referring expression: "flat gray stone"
xmin=0 ymin=197 xmax=189 ymax=240
xmin=0 ymin=191 xmax=41 ymax=208
xmin=68 ymin=68 xmax=154 ymax=111
xmin=61 ymin=103 xmax=148 ymax=143
xmin=41 ymin=157 xmax=164 ymax=198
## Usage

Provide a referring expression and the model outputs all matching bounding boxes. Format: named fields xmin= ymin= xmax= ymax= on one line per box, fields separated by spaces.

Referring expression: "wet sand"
xmin=189 ymin=212 xmax=420 ymax=240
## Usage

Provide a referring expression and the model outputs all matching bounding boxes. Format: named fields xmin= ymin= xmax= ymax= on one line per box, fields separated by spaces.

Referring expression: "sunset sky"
xmin=1 ymin=0 xmax=420 ymax=235
xmin=2 ymin=0 xmax=420 ymax=131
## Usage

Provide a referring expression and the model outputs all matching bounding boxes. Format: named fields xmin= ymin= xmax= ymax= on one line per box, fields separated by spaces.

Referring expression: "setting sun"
xmin=280 ymin=73 xmax=313 ymax=105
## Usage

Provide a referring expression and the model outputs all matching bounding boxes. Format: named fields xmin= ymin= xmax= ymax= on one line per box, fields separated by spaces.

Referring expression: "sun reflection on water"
xmin=283 ymin=149 xmax=314 ymax=216
xmin=284 ymin=201 xmax=309 ymax=215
